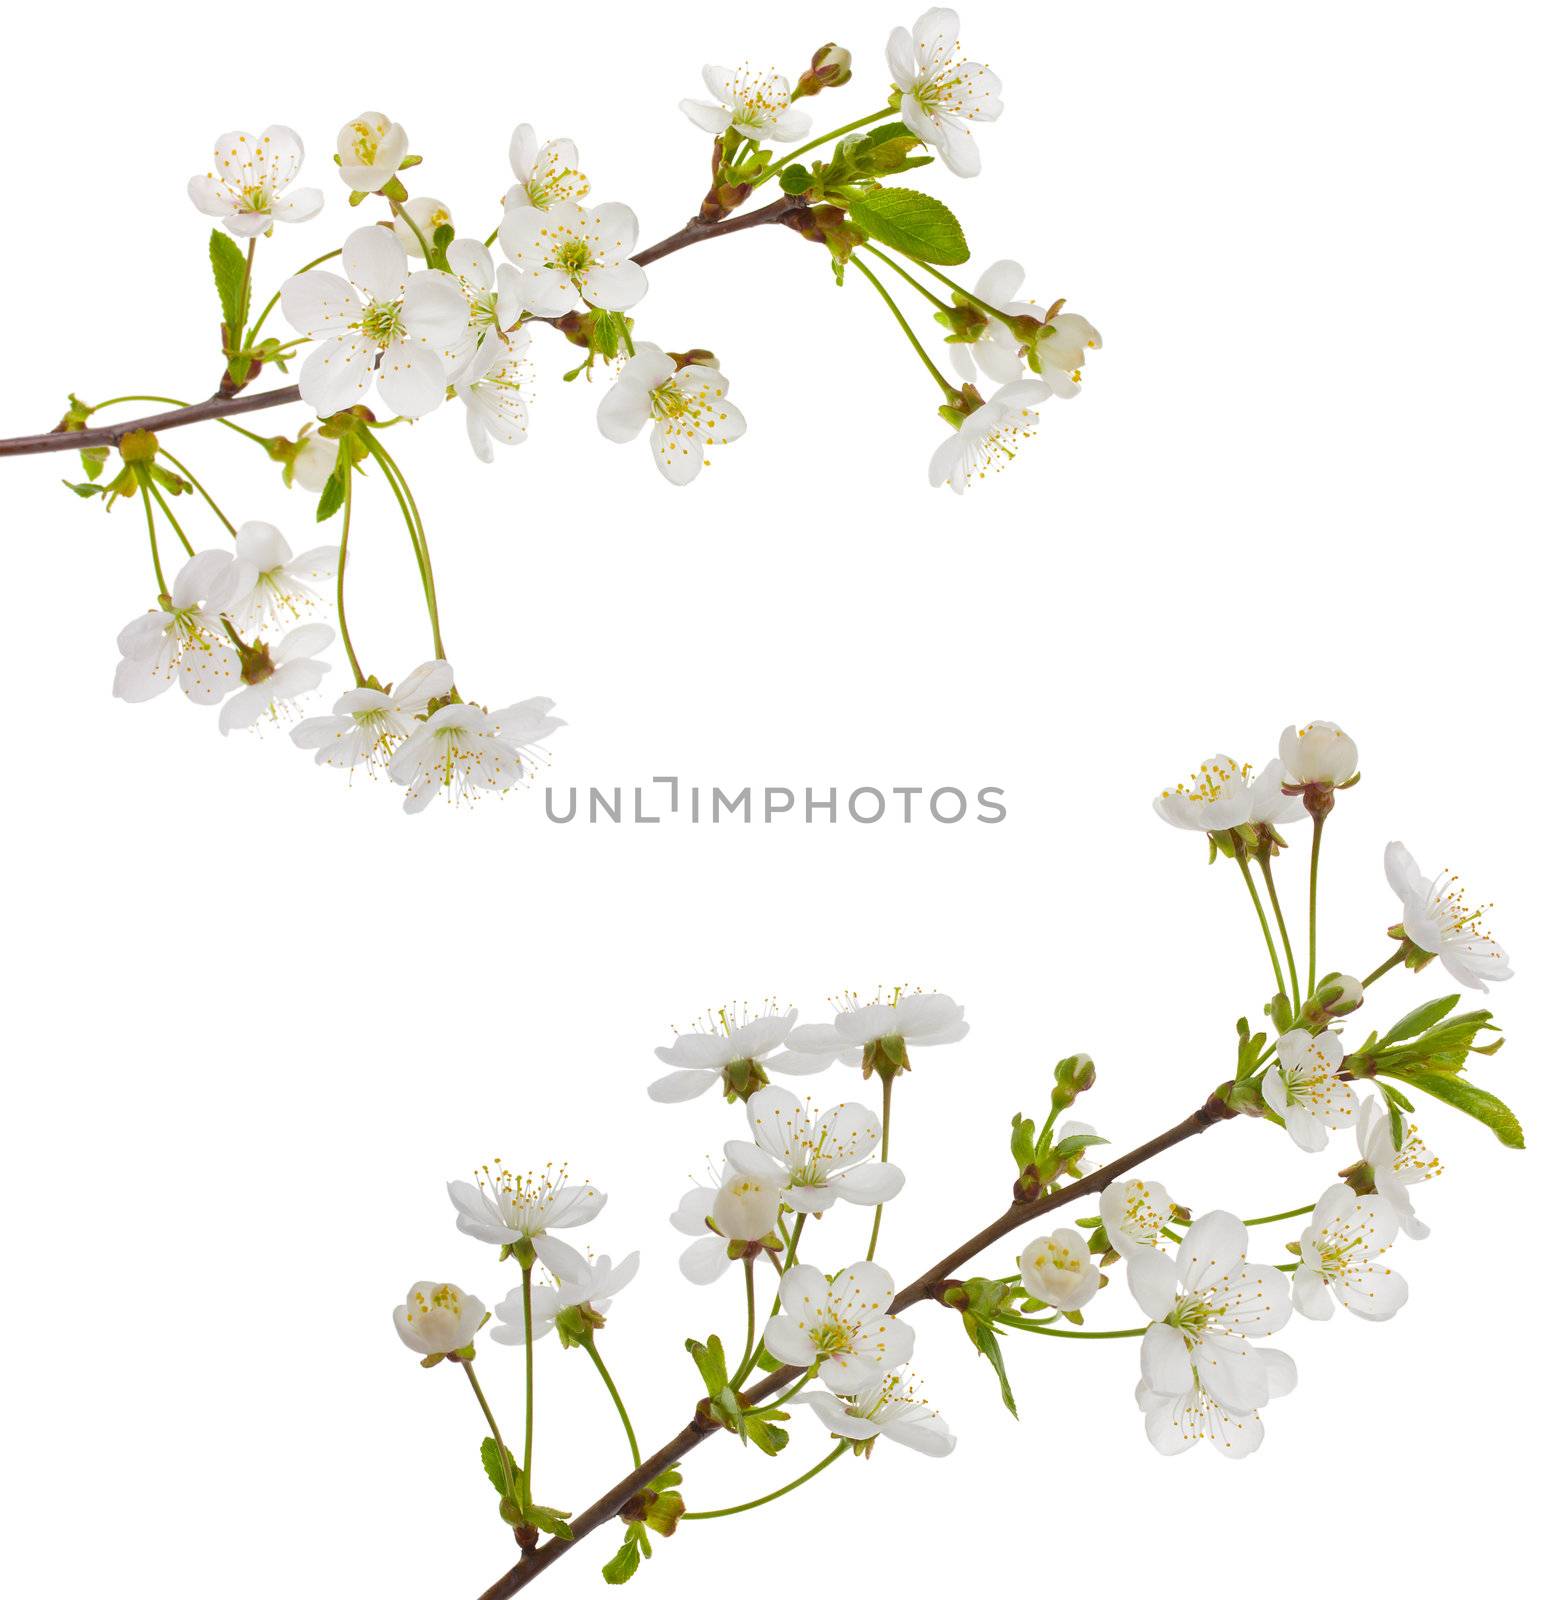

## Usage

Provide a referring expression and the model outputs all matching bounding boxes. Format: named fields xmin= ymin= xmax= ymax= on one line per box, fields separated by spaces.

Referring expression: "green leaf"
xmin=316 ymin=467 xmax=347 ymax=523
xmin=1385 ymin=1068 xmax=1524 ymax=1148
xmin=209 ymin=229 xmax=249 ymax=338
xmin=741 ymin=1410 xmax=789 ymax=1457
xmin=603 ymin=1533 xmax=642 ymax=1585
xmin=847 ymin=187 xmax=969 ymax=265
xmin=1052 ymin=1133 xmax=1109 ymax=1160
xmin=963 ymin=1317 xmax=1018 ymax=1418
xmin=480 ymin=1436 xmax=520 ymax=1498
xmin=686 ymin=1334 xmax=729 ymax=1395
xmin=80 ymin=446 xmax=108 ymax=481
xmin=1381 ymin=994 xmax=1461 ymax=1046
xmin=526 ymin=1504 xmax=575 ymax=1541
xmin=648 ymin=1468 xmax=682 ymax=1492
xmin=62 ymin=480 xmax=105 ymax=498
xmin=778 ymin=164 xmax=813 ymax=195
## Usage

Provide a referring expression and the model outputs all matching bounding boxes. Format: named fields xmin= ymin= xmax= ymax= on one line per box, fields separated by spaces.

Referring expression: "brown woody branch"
xmin=0 ymin=197 xmax=811 ymax=461
xmin=476 ymin=1093 xmax=1236 ymax=1599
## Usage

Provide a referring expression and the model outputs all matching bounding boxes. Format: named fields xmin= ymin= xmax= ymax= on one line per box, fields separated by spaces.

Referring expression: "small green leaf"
xmin=1381 ymin=994 xmax=1461 ymax=1046
xmin=1384 ymin=1068 xmax=1524 ymax=1148
xmin=847 ymin=187 xmax=969 ymax=265
xmin=62 ymin=480 xmax=105 ymax=498
xmin=742 ymin=1410 xmax=790 ymax=1457
xmin=963 ymin=1317 xmax=1018 ymax=1418
xmin=480 ymin=1436 xmax=520 ymax=1498
xmin=686 ymin=1334 xmax=729 ymax=1395
xmin=648 ymin=1467 xmax=682 ymax=1492
xmin=1052 ymin=1133 xmax=1109 ymax=1160
xmin=526 ymin=1504 xmax=575 ymax=1540
xmin=209 ymin=229 xmax=249 ymax=339
xmin=316 ymin=467 xmax=347 ymax=523
xmin=602 ymin=1533 xmax=642 ymax=1585
xmin=778 ymin=164 xmax=813 ymax=195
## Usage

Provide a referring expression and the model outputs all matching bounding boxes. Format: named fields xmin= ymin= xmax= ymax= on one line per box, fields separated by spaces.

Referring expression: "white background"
xmin=2 ymin=1 xmax=1539 ymax=1595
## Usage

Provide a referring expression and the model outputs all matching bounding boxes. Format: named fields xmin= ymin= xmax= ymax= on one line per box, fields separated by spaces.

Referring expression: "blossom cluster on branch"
xmin=1 ymin=8 xmax=1103 ymax=812
xmin=394 ymin=721 xmax=1520 ymax=1593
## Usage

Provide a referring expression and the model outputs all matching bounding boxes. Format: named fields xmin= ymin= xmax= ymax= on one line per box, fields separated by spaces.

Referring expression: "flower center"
xmin=348 ymin=123 xmax=381 ymax=166
xmin=811 ymin=1317 xmax=856 ymax=1355
xmin=1157 ymin=757 xmax=1251 ymax=813
xmin=1166 ymin=1293 xmax=1216 ymax=1341
xmin=552 ymin=237 xmax=594 ymax=279
xmin=360 ymin=297 xmax=405 ymax=346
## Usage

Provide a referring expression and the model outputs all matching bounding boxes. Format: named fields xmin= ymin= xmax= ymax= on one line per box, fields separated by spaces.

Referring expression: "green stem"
xmin=463 ymin=1362 xmax=519 ymax=1503
xmin=860 ymin=244 xmax=953 ymax=312
xmin=142 ymin=472 xmax=196 ymax=558
xmin=849 ymin=254 xmax=955 ymax=398
xmin=912 ymin=259 xmax=1015 ymax=323
xmin=1241 ymin=1203 xmax=1314 ymax=1227
xmin=1257 ymin=851 xmax=1300 ymax=1013
xmin=1236 ymin=851 xmax=1287 ymax=1000
xmin=136 ymin=467 xmax=168 ymax=594
xmin=521 ymin=1265 xmax=535 ymax=1501
xmin=248 ymin=248 xmax=341 ymax=344
xmin=583 ymin=1339 xmax=640 ymax=1469
xmin=360 ymin=431 xmax=444 ymax=658
xmin=754 ymin=110 xmax=893 ymax=185
xmin=336 ymin=468 xmax=365 ymax=685
xmin=89 ymin=394 xmax=271 ymax=447
xmin=391 ymin=198 xmax=435 ymax=263
xmin=1362 ymin=950 xmax=1403 ymax=989
xmin=1308 ymin=814 xmax=1326 ymax=994
xmin=865 ymin=1072 xmax=895 ymax=1262
xmin=1013 ymin=1322 xmax=1147 ymax=1339
xmin=679 ymin=1442 xmax=848 ymax=1519
xmin=157 ymin=448 xmax=237 ymax=539
xmin=729 ymin=1258 xmax=758 ymax=1391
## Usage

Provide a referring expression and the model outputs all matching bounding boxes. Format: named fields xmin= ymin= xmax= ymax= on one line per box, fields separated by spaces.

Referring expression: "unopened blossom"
xmin=680 ymin=64 xmax=813 ymax=143
xmin=947 ymin=260 xmax=1039 ymax=385
xmin=1029 ymin=313 xmax=1102 ymax=398
xmin=113 ymin=549 xmax=240 ymax=705
xmin=1385 ymin=841 xmax=1512 ymax=992
xmin=214 ymin=521 xmax=338 ymax=636
xmin=388 ymin=696 xmax=562 ymax=813
xmin=764 ymin=1261 xmax=916 ymax=1392
xmin=597 ymin=344 xmax=745 ymax=485
xmin=1278 ymin=720 xmax=1358 ymax=787
xmin=1292 ymin=1184 xmax=1408 ymax=1322
xmin=489 ymin=1235 xmax=639 ymax=1344
xmin=499 ymin=200 xmax=648 ymax=317
xmin=1153 ymin=754 xmax=1303 ymax=832
xmin=455 ymin=329 xmax=534 ymax=462
xmin=1127 ymin=1210 xmax=1296 ymax=1456
xmin=393 ymin=1281 xmax=485 ymax=1357
xmin=392 ymin=196 xmax=453 ymax=259
xmin=1355 ymin=1098 xmax=1439 ymax=1240
xmin=725 ymin=1087 xmax=905 ymax=1212
xmin=218 ymin=622 xmax=334 ymax=735
xmin=188 ymin=125 xmax=322 ymax=237
xmin=1099 ymin=1178 xmax=1173 ymax=1257
xmin=717 ymin=1171 xmax=784 ymax=1243
xmin=280 ymin=225 xmax=468 ymax=418
xmin=784 ymin=989 xmax=968 ymax=1073
xmin=448 ymin=1162 xmax=605 ymax=1247
xmin=287 ymin=425 xmax=339 ymax=492
xmin=650 ymin=1005 xmax=831 ymax=1103
xmin=1262 ymin=1028 xmax=1359 ymax=1152
xmin=670 ymin=1164 xmax=772 ymax=1282
xmin=887 ymin=7 xmax=1003 ymax=178
xmin=1019 ymin=1228 xmax=1100 ymax=1310
xmin=504 ymin=124 xmax=590 ymax=212
xmin=440 ymin=239 xmax=522 ymax=381
xmin=929 ymin=379 xmax=1049 ymax=493
xmin=291 ymin=659 xmax=453 ymax=775
xmin=795 ymin=1369 xmax=955 ymax=1457
xmin=337 ymin=112 xmax=409 ymax=193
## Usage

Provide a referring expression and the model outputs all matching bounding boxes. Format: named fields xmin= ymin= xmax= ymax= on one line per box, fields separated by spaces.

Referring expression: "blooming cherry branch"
xmin=391 ymin=720 xmax=1521 ymax=1593
xmin=0 ymin=8 xmax=1102 ymax=811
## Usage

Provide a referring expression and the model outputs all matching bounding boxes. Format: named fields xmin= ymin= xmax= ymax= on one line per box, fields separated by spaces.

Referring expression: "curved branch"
xmin=0 ymin=198 xmax=811 ymax=461
xmin=476 ymin=1093 xmax=1235 ymax=1599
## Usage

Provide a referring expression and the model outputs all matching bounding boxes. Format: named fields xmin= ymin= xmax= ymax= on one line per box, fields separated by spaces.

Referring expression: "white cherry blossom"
xmin=113 ymin=549 xmax=240 ymax=705
xmin=213 ymin=521 xmax=337 ymax=635
xmin=499 ymin=200 xmax=648 ymax=317
xmin=1355 ymin=1098 xmax=1439 ymax=1240
xmin=1385 ymin=841 xmax=1512 ymax=992
xmin=784 ymin=989 xmax=968 ymax=1071
xmin=1029 ymin=313 xmax=1102 ymax=398
xmin=680 ymin=65 xmax=813 ymax=143
xmin=1292 ymin=1184 xmax=1408 ymax=1322
xmin=1128 ymin=1210 xmax=1296 ymax=1457
xmin=1099 ymin=1178 xmax=1174 ymax=1257
xmin=1153 ymin=755 xmax=1303 ymax=832
xmin=947 ymin=260 xmax=1038 ymax=385
xmin=1262 ymin=1029 xmax=1359 ymax=1152
xmin=336 ymin=112 xmax=408 ymax=193
xmin=1278 ymin=720 xmax=1358 ymax=786
xmin=490 ymin=1236 xmax=639 ymax=1344
xmin=448 ymin=1163 xmax=605 ymax=1247
xmin=218 ymin=622 xmax=333 ymax=734
xmin=1019 ymin=1228 xmax=1100 ymax=1310
xmin=725 ymin=1087 xmax=905 ymax=1212
xmin=393 ymin=1281 xmax=485 ymax=1357
xmin=455 ymin=329 xmax=534 ymax=462
xmin=288 ymin=425 xmax=339 ymax=492
xmin=887 ymin=7 xmax=1003 ymax=178
xmin=504 ymin=124 xmax=590 ymax=212
xmin=280 ymin=226 xmax=468 ymax=419
xmin=709 ymin=1170 xmax=782 ymax=1243
xmin=440 ymin=239 xmax=522 ymax=381
xmin=291 ymin=659 xmax=452 ymax=775
xmin=670 ymin=1164 xmax=773 ymax=1283
xmin=929 ymin=379 xmax=1049 ymax=493
xmin=391 ymin=196 xmax=453 ymax=259
xmin=650 ymin=1005 xmax=831 ymax=1103
xmin=188 ymin=125 xmax=322 ymax=237
xmin=764 ymin=1261 xmax=916 ymax=1392
xmin=794 ymin=1370 xmax=955 ymax=1456
xmin=388 ymin=696 xmax=562 ymax=813
xmin=597 ymin=344 xmax=745 ymax=485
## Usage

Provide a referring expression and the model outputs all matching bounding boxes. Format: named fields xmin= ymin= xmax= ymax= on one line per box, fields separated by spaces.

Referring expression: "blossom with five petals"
xmin=499 ymin=200 xmax=648 ymax=317
xmin=1262 ymin=1028 xmax=1359 ymax=1152
xmin=1153 ymin=755 xmax=1304 ymax=832
xmin=784 ymin=990 xmax=968 ymax=1073
xmin=455 ymin=328 xmax=534 ymax=462
xmin=1019 ymin=1228 xmax=1100 ymax=1310
xmin=188 ymin=125 xmax=322 ymax=237
xmin=504 ymin=124 xmax=590 ymax=212
xmin=439 ymin=239 xmax=522 ymax=381
xmin=393 ymin=1281 xmax=485 ymax=1357
xmin=794 ymin=1369 xmax=955 ymax=1456
xmin=597 ymin=344 xmax=745 ymax=485
xmin=947 ymin=260 xmax=1039 ymax=385
xmin=218 ymin=622 xmax=334 ymax=735
xmin=490 ymin=1235 xmax=639 ymax=1344
xmin=212 ymin=521 xmax=337 ymax=636
xmin=724 ymin=1087 xmax=905 ymax=1212
xmin=886 ymin=7 xmax=1003 ymax=178
xmin=1385 ymin=841 xmax=1512 ymax=992
xmin=280 ymin=226 xmax=468 ymax=418
xmin=1354 ymin=1098 xmax=1439 ymax=1239
xmin=448 ymin=1163 xmax=605 ymax=1247
xmin=680 ymin=65 xmax=813 ymax=143
xmin=388 ymin=697 xmax=562 ymax=813
xmin=1291 ymin=1184 xmax=1408 ymax=1322
xmin=113 ymin=549 xmax=239 ymax=705
xmin=1099 ymin=1178 xmax=1174 ymax=1257
xmin=929 ymin=379 xmax=1050 ymax=493
xmin=290 ymin=659 xmax=453 ymax=775
xmin=650 ymin=1006 xmax=831 ymax=1103
xmin=764 ymin=1261 xmax=916 ymax=1392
